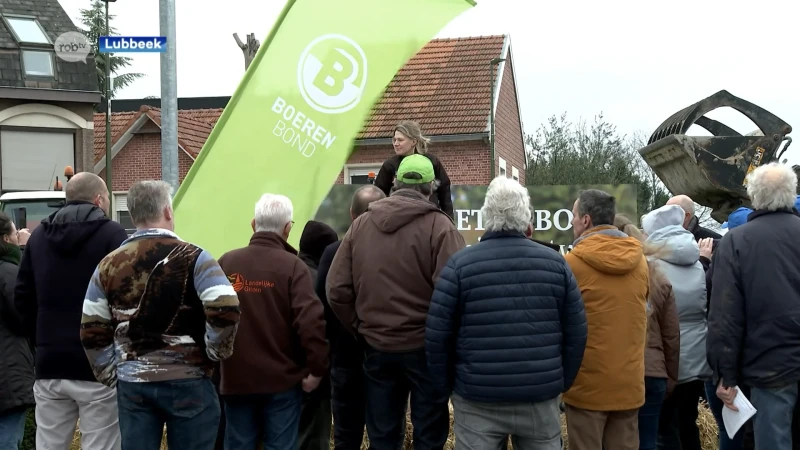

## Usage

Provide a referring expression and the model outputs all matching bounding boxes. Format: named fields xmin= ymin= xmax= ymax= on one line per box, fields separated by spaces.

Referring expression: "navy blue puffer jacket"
xmin=425 ymin=230 xmax=587 ymax=403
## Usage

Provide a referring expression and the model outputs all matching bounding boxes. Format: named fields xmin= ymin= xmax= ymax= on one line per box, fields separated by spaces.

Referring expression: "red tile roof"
xmin=93 ymin=35 xmax=506 ymax=163
xmin=93 ymin=106 xmax=217 ymax=163
xmin=359 ymin=35 xmax=505 ymax=138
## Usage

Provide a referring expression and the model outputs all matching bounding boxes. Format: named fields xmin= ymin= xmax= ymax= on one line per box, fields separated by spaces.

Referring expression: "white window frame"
xmin=343 ymin=163 xmax=382 ymax=185
xmin=3 ymin=16 xmax=51 ymax=44
xmin=499 ymin=157 xmax=507 ymax=177
xmin=112 ymin=191 xmax=127 ymax=222
xmin=21 ymin=50 xmax=54 ymax=77
xmin=512 ymin=166 xmax=520 ymax=182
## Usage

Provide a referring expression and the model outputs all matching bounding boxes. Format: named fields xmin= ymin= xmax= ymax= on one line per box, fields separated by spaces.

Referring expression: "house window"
xmin=346 ymin=165 xmax=381 ymax=185
xmin=113 ymin=192 xmax=135 ymax=232
xmin=22 ymin=50 xmax=54 ymax=76
xmin=512 ymin=166 xmax=520 ymax=182
xmin=4 ymin=17 xmax=50 ymax=44
xmin=499 ymin=157 xmax=507 ymax=177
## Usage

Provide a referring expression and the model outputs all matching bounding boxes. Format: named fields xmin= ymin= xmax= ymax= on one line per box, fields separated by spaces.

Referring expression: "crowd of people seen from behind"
xmin=2 ymin=128 xmax=800 ymax=450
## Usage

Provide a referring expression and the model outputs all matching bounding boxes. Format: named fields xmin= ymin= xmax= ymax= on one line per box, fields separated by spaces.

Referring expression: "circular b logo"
xmin=297 ymin=34 xmax=368 ymax=114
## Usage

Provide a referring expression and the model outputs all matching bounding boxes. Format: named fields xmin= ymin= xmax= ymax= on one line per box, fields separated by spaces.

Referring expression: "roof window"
xmin=4 ymin=16 xmax=50 ymax=44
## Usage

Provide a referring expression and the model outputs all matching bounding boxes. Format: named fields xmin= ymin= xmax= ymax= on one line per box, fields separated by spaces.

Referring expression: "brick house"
xmin=94 ymin=34 xmax=526 ymax=227
xmin=0 ymin=0 xmax=100 ymax=192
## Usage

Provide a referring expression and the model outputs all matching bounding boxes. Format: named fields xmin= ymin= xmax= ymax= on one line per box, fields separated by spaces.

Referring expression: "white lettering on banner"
xmin=455 ymin=210 xmax=485 ymax=231
xmin=535 ymin=209 xmax=552 ymax=231
xmin=553 ymin=209 xmax=574 ymax=231
xmin=271 ymin=97 xmax=338 ymax=158
xmin=272 ymin=121 xmax=316 ymax=158
xmin=457 ymin=208 xmax=573 ymax=232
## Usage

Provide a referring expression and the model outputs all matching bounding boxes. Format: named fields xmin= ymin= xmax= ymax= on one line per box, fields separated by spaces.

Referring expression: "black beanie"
xmin=299 ymin=220 xmax=339 ymax=263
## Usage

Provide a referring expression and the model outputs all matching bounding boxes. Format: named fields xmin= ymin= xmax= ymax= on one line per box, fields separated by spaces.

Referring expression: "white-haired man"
xmin=425 ymin=176 xmax=587 ymax=449
xmin=708 ymin=162 xmax=800 ymax=450
xmin=327 ymin=154 xmax=465 ymax=450
xmin=80 ymin=180 xmax=241 ymax=450
xmin=216 ymin=193 xmax=329 ymax=450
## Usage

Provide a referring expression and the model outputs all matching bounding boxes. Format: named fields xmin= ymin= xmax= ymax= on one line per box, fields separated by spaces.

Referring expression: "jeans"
xmin=331 ymin=363 xmax=366 ymax=450
xmin=704 ymin=380 xmax=745 ymax=450
xmin=639 ymin=377 xmax=667 ymax=450
xmin=750 ymin=382 xmax=798 ymax=450
xmin=657 ymin=380 xmax=704 ymax=450
xmin=0 ymin=408 xmax=27 ymax=450
xmin=223 ymin=386 xmax=303 ymax=450
xmin=117 ymin=377 xmax=220 ymax=450
xmin=363 ymin=346 xmax=449 ymax=450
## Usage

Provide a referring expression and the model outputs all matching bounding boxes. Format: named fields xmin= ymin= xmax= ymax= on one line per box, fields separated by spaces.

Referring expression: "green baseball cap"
xmin=396 ymin=154 xmax=435 ymax=184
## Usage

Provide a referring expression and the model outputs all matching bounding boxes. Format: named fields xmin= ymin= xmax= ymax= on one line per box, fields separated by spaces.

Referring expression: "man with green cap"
xmin=327 ymin=154 xmax=465 ymax=450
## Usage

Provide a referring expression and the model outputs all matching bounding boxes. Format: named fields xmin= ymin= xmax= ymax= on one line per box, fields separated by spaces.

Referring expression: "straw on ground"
xmin=70 ymin=401 xmax=721 ymax=450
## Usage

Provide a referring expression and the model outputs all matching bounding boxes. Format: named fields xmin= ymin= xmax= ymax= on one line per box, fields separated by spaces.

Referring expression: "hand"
xmin=302 ymin=374 xmax=322 ymax=393
xmin=17 ymin=229 xmax=31 ymax=246
xmin=699 ymin=238 xmax=714 ymax=259
xmin=716 ymin=380 xmax=739 ymax=411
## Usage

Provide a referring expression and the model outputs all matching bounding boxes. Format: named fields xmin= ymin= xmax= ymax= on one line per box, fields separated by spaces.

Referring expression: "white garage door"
xmin=0 ymin=129 xmax=75 ymax=191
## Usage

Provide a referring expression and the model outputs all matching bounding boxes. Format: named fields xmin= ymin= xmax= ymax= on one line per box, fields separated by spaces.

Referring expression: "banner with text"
xmin=171 ymin=0 xmax=476 ymax=257
xmin=315 ymin=184 xmax=638 ymax=254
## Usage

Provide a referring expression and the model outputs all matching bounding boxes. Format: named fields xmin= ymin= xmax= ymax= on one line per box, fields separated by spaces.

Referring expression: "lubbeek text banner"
xmin=171 ymin=0 xmax=476 ymax=256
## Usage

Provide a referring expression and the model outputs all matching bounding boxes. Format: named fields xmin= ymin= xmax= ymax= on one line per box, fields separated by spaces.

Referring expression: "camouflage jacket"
xmin=79 ymin=228 xmax=240 ymax=386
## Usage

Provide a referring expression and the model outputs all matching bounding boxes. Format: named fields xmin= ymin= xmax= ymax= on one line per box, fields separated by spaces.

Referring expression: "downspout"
xmin=489 ymin=57 xmax=506 ymax=179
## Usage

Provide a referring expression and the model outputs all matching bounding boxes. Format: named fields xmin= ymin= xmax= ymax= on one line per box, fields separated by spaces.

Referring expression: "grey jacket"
xmin=645 ymin=209 xmax=712 ymax=384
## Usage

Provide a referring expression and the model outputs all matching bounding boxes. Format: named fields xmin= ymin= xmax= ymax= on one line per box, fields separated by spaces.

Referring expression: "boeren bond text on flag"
xmin=172 ymin=0 xmax=476 ymax=255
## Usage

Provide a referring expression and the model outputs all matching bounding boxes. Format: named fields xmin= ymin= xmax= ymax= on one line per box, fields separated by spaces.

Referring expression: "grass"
xmin=68 ymin=401 xmax=721 ymax=450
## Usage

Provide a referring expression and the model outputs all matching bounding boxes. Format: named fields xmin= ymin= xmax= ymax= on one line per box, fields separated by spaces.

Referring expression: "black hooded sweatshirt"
xmin=14 ymin=201 xmax=128 ymax=381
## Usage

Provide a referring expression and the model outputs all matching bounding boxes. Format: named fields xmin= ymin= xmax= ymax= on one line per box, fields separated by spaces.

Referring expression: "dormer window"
xmin=5 ymin=16 xmax=50 ymax=44
xmin=2 ymin=15 xmax=55 ymax=78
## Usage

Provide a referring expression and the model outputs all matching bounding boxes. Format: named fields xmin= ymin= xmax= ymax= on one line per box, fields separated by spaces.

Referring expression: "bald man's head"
xmin=666 ymin=194 xmax=695 ymax=229
xmin=350 ymin=185 xmax=385 ymax=220
xmin=66 ymin=172 xmax=110 ymax=216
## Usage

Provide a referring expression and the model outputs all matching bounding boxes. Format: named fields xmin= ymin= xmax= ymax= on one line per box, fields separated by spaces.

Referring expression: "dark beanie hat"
xmin=299 ymin=221 xmax=339 ymax=262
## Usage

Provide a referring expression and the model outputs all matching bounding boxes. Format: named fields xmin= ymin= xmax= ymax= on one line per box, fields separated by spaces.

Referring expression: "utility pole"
xmin=102 ymin=0 xmax=116 ymax=209
xmin=159 ymin=0 xmax=179 ymax=193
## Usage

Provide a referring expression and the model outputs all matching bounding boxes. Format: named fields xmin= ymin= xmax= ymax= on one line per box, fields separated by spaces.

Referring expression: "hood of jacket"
xmin=646 ymin=225 xmax=699 ymax=266
xmin=571 ymin=225 xmax=644 ymax=275
xmin=39 ymin=201 xmax=112 ymax=254
xmin=642 ymin=204 xmax=700 ymax=266
xmin=366 ymin=189 xmax=444 ymax=234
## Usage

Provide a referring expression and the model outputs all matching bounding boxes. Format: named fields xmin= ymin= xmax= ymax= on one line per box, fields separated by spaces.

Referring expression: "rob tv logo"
xmin=99 ymin=36 xmax=167 ymax=53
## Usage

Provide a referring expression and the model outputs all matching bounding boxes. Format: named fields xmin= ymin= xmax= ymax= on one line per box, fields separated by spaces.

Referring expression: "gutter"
xmin=0 ymin=87 xmax=102 ymax=104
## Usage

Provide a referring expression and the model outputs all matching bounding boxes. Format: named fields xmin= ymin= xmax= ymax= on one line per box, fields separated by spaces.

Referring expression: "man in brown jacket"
xmin=217 ymin=193 xmax=329 ymax=450
xmin=563 ymin=189 xmax=649 ymax=450
xmin=327 ymin=154 xmax=465 ymax=450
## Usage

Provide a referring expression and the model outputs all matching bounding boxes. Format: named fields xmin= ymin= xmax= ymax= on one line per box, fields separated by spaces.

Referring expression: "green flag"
xmin=172 ymin=0 xmax=475 ymax=256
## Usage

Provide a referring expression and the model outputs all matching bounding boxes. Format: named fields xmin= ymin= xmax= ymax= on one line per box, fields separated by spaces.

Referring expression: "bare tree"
xmin=234 ymin=32 xmax=260 ymax=70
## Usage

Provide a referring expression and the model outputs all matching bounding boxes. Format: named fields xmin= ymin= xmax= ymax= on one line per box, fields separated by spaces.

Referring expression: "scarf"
xmin=0 ymin=243 xmax=21 ymax=265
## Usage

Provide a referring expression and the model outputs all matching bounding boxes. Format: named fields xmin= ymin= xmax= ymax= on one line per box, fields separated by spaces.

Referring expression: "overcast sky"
xmin=58 ymin=0 xmax=799 ymax=165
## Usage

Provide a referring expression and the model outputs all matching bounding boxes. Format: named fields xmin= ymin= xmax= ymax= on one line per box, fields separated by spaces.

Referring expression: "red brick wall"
xmin=336 ymin=139 xmax=491 ymax=185
xmin=98 ymin=121 xmax=194 ymax=191
xmin=494 ymin=54 xmax=527 ymax=185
